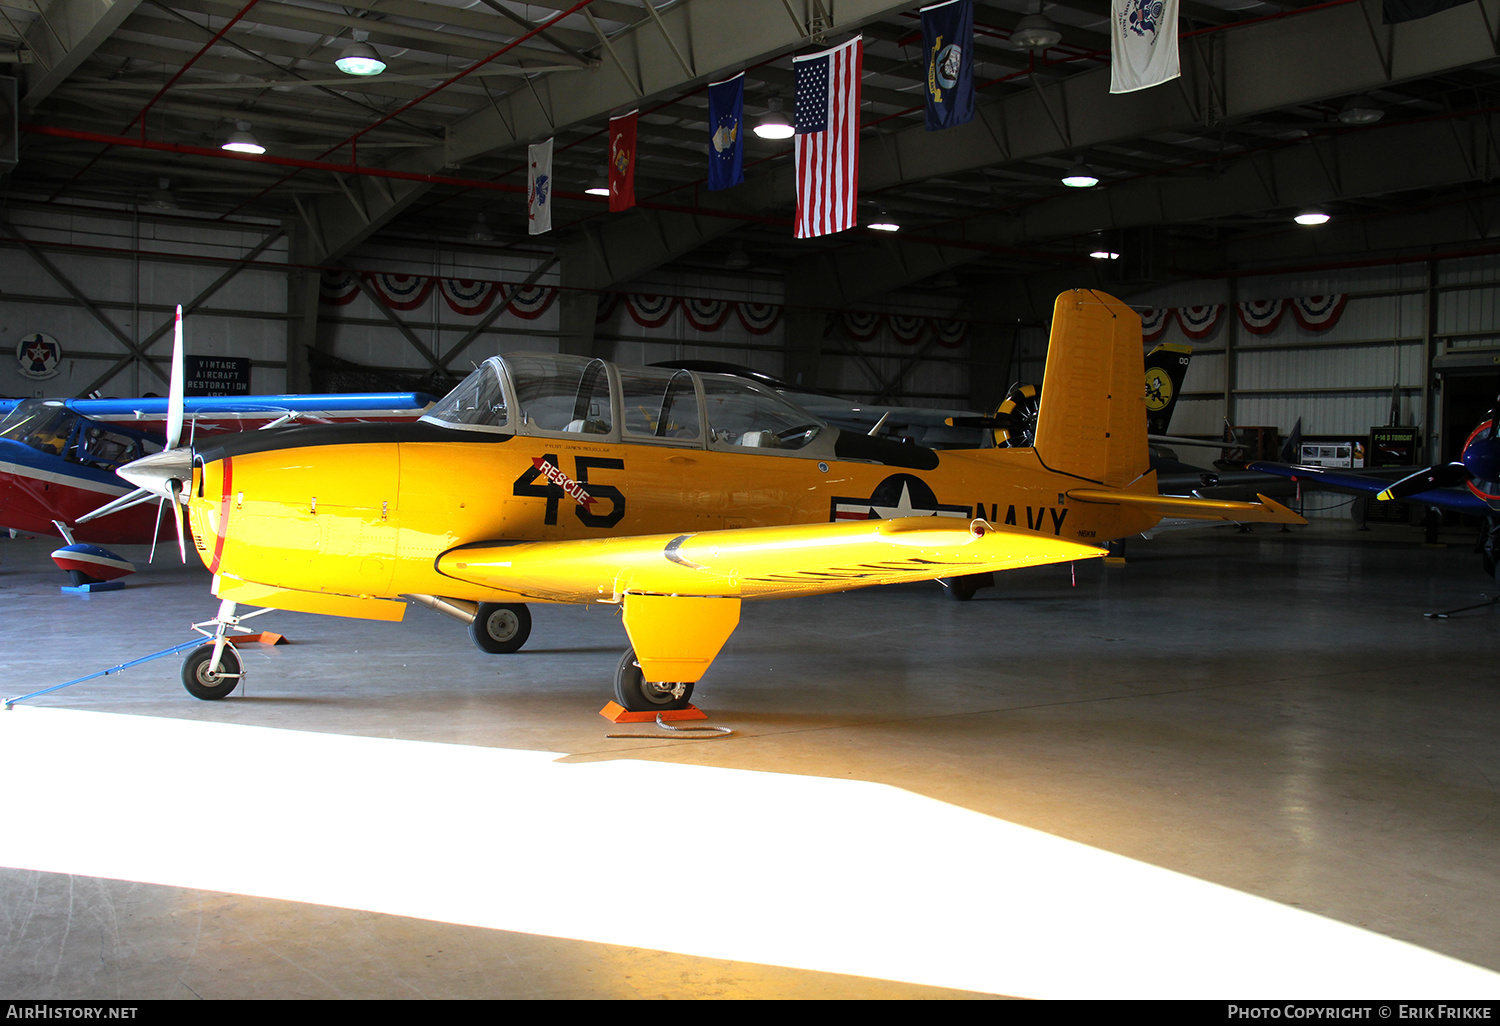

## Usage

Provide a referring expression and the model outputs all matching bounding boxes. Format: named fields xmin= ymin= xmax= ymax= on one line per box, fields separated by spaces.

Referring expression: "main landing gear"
xmin=612 ymin=648 xmax=696 ymax=712
xmin=469 ymin=602 xmax=532 ymax=653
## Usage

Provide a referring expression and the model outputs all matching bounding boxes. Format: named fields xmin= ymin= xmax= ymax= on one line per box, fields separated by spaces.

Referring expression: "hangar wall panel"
xmin=0 ymin=207 xmax=289 ymax=399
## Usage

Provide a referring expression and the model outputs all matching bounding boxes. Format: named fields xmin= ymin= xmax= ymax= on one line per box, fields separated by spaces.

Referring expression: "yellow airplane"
xmin=119 ymin=289 xmax=1303 ymax=711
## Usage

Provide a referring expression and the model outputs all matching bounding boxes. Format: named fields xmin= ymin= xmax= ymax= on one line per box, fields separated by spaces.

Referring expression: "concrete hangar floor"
xmin=1 ymin=520 xmax=1499 ymax=1001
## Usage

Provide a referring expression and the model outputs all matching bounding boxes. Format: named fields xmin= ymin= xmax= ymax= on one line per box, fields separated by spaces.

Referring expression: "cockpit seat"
xmin=738 ymin=430 xmax=781 ymax=448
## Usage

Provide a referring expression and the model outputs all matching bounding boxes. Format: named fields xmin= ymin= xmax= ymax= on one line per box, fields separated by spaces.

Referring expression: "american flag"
xmin=793 ymin=36 xmax=863 ymax=239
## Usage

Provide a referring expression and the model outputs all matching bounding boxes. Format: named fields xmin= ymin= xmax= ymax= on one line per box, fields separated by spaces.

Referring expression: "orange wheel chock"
xmin=599 ymin=701 xmax=707 ymax=723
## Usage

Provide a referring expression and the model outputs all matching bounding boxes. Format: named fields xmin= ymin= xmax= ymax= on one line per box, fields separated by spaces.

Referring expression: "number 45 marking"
xmin=512 ymin=454 xmax=625 ymax=528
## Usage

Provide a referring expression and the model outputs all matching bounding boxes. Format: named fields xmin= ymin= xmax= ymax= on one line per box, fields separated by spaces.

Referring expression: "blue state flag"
xmin=921 ymin=0 xmax=975 ymax=131
xmin=707 ymin=72 xmax=744 ymax=191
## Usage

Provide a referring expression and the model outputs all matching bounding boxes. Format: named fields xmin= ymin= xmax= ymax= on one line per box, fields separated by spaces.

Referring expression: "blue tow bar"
xmin=4 ymin=639 xmax=209 ymax=709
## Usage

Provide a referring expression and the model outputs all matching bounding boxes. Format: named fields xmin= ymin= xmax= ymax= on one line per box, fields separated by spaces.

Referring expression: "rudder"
xmin=1031 ymin=289 xmax=1150 ymax=488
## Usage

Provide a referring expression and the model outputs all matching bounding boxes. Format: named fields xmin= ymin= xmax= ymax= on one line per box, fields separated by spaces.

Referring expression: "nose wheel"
xmin=181 ymin=643 xmax=243 ymax=700
xmin=613 ymin=648 xmax=695 ymax=712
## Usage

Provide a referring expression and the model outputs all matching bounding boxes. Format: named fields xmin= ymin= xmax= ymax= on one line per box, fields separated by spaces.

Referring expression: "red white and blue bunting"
xmin=1289 ymin=294 xmax=1348 ymax=331
xmin=318 ymin=270 xmax=361 ymax=306
xmin=1176 ymin=304 xmax=1224 ymax=341
xmin=682 ymin=298 xmax=732 ymax=332
xmin=933 ymin=319 xmax=967 ymax=349
xmin=843 ymin=311 xmax=883 ymax=343
xmin=1140 ymin=295 xmax=1348 ymax=341
xmin=439 ymin=278 xmax=503 ymax=316
xmin=889 ymin=315 xmax=926 ymax=345
xmin=366 ymin=273 xmax=434 ymax=311
xmin=1140 ymin=307 xmax=1173 ymax=343
xmin=625 ymin=293 xmax=677 ymax=328
xmin=1237 ymin=298 xmax=1286 ymax=335
xmin=507 ymin=285 xmax=556 ymax=320
xmin=736 ymin=302 xmax=781 ymax=335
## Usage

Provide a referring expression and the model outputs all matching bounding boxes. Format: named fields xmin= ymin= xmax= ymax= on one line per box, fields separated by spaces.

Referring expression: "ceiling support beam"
xmin=860 ymin=0 xmax=1500 ymax=194
xmin=20 ymin=0 xmax=147 ymax=108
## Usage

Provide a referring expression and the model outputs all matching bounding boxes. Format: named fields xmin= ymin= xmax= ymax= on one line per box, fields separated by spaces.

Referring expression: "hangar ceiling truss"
xmin=4 ymin=0 xmax=1500 ymax=346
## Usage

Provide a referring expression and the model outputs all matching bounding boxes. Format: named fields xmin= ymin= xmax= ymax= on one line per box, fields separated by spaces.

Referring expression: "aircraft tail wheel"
xmin=182 ymin=644 xmax=243 ymax=700
xmin=613 ymin=648 xmax=695 ymax=712
xmin=470 ymin=602 xmax=532 ymax=654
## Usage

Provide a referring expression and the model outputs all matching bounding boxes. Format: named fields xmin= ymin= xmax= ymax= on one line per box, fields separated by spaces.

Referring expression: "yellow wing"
xmin=436 ymin=516 xmax=1105 ymax=603
xmin=1067 ymin=489 xmax=1306 ymax=524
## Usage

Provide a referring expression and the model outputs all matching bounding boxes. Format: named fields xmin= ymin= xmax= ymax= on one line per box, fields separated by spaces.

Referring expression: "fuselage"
xmin=185 ymin=418 xmax=1159 ymax=607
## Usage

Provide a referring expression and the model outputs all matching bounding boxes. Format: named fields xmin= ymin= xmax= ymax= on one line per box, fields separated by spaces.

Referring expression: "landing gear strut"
xmin=178 ymin=599 xmax=271 ymax=700
xmin=613 ymin=648 xmax=695 ymax=712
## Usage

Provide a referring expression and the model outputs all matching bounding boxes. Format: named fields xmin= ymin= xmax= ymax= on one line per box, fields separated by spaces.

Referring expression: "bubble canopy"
xmin=423 ymin=353 xmax=830 ymax=456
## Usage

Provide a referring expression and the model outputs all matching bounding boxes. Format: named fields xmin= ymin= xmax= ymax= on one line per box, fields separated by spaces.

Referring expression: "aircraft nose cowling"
xmin=1463 ymin=437 xmax=1500 ymax=483
xmin=117 ymin=447 xmax=194 ymax=503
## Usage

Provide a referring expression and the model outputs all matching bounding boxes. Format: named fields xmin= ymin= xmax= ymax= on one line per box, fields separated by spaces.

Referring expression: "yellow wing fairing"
xmin=437 ymin=517 xmax=1106 ymax=604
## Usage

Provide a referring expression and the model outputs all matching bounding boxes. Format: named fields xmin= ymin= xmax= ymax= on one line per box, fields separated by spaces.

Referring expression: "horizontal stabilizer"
xmin=1067 ymin=489 xmax=1307 ymax=525
xmin=437 ymin=516 xmax=1105 ymax=603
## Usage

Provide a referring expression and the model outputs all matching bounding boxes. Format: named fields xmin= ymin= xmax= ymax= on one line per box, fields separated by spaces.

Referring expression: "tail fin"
xmin=1144 ymin=342 xmax=1192 ymax=435
xmin=1031 ymin=289 xmax=1150 ymax=488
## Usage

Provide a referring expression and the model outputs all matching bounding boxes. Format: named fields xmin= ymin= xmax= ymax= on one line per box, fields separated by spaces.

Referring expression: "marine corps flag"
xmin=527 ymin=137 xmax=552 ymax=235
xmin=707 ymin=72 xmax=745 ymax=191
xmin=920 ymin=0 xmax=974 ymax=131
xmin=1110 ymin=0 xmax=1180 ymax=94
xmin=608 ymin=110 xmax=637 ymax=213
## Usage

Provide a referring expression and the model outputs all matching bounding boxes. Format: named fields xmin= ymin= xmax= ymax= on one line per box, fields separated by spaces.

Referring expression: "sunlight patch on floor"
xmin=2 ymin=706 xmax=1495 ymax=999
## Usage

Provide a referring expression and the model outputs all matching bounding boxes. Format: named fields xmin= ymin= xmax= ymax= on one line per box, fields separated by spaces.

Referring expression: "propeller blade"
xmin=1377 ymin=463 xmax=1470 ymax=501
xmin=171 ymin=480 xmax=186 ymax=563
xmin=166 ymin=305 xmax=185 ymax=450
xmin=75 ymin=486 xmax=155 ymax=524
xmin=148 ymin=497 xmax=164 ymax=564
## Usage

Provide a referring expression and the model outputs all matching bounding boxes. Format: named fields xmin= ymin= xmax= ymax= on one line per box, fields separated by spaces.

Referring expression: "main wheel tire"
xmin=613 ymin=648 xmax=695 ymax=712
xmin=946 ymin=576 xmax=977 ymax=601
xmin=944 ymin=572 xmax=992 ymax=601
xmin=469 ymin=602 xmax=532 ymax=654
xmin=182 ymin=644 xmax=243 ymax=701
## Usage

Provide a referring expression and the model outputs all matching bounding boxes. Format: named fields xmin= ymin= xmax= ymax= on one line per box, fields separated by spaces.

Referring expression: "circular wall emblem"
xmin=17 ymin=332 xmax=62 ymax=380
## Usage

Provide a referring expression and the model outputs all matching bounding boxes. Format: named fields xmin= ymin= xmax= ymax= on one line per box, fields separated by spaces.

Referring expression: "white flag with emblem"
xmin=1110 ymin=0 xmax=1180 ymax=94
xmin=527 ymin=138 xmax=553 ymax=235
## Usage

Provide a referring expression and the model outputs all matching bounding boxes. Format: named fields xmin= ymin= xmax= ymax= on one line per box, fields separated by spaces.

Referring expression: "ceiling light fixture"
xmin=221 ymin=121 xmax=265 ymax=155
xmin=1294 ymin=208 xmax=1331 ymax=226
xmin=585 ymin=166 xmax=610 ymax=197
xmin=467 ymin=214 xmax=494 ymax=242
xmin=753 ymin=96 xmax=794 ymax=141
xmin=1012 ymin=12 xmax=1063 ymax=51
xmin=867 ymin=207 xmax=900 ymax=232
xmin=145 ymin=177 xmax=177 ymax=212
xmin=724 ymin=242 xmax=751 ymax=269
xmin=1061 ymin=161 xmax=1098 ymax=188
xmin=336 ymin=30 xmax=386 ymax=77
xmin=1337 ymin=95 xmax=1383 ymax=126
